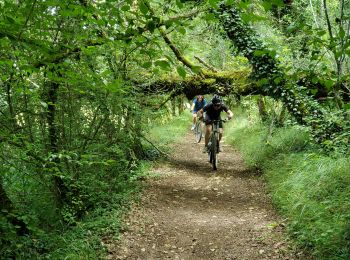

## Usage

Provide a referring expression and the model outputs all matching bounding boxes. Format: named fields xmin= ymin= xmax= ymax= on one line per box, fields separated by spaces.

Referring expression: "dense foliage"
xmin=0 ymin=0 xmax=349 ymax=258
xmin=217 ymin=3 xmax=349 ymax=152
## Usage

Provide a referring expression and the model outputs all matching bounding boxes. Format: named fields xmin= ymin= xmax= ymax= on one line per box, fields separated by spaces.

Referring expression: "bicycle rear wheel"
xmin=194 ymin=122 xmax=202 ymax=143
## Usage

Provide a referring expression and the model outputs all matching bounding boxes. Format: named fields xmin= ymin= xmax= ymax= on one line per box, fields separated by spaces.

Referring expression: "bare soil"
xmin=105 ymin=132 xmax=310 ymax=260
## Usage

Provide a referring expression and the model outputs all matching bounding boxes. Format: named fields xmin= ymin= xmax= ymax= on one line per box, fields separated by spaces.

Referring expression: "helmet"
xmin=211 ymin=95 xmax=222 ymax=105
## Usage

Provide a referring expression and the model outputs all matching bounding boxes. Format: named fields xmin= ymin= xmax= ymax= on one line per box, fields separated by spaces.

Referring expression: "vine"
xmin=217 ymin=4 xmax=348 ymax=152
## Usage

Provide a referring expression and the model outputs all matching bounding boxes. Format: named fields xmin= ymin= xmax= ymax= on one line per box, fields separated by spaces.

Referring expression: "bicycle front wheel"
xmin=195 ymin=122 xmax=202 ymax=143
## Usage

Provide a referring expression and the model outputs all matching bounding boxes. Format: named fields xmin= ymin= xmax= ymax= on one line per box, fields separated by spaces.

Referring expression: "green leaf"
xmin=121 ymin=5 xmax=130 ymax=11
xmin=335 ymin=51 xmax=343 ymax=59
xmin=273 ymin=0 xmax=284 ymax=6
xmin=164 ymin=19 xmax=174 ymax=28
xmin=208 ymin=0 xmax=219 ymax=8
xmin=317 ymin=29 xmax=327 ymax=36
xmin=310 ymin=89 xmax=318 ymax=95
xmin=225 ymin=0 xmax=234 ymax=5
xmin=164 ymin=55 xmax=174 ymax=63
xmin=238 ymin=1 xmax=251 ymax=10
xmin=253 ymin=50 xmax=267 ymax=57
xmin=141 ymin=61 xmax=152 ymax=68
xmin=155 ymin=60 xmax=170 ymax=70
xmin=273 ymin=77 xmax=282 ymax=84
xmin=257 ymin=78 xmax=269 ymax=86
xmin=177 ymin=66 xmax=186 ymax=78
xmin=139 ymin=2 xmax=148 ymax=15
xmin=261 ymin=1 xmax=272 ymax=11
xmin=263 ymin=0 xmax=284 ymax=8
xmin=191 ymin=66 xmax=202 ymax=74
xmin=176 ymin=0 xmax=183 ymax=8
xmin=177 ymin=26 xmax=186 ymax=35
xmin=286 ymin=23 xmax=297 ymax=33
xmin=147 ymin=20 xmax=156 ymax=32
xmin=241 ymin=13 xmax=266 ymax=22
xmin=105 ymin=79 xmax=125 ymax=93
xmin=6 ymin=15 xmax=15 ymax=24
xmin=324 ymin=79 xmax=334 ymax=89
xmin=344 ymin=103 xmax=350 ymax=110
xmin=345 ymin=49 xmax=350 ymax=57
xmin=204 ymin=13 xmax=216 ymax=21
xmin=344 ymin=41 xmax=350 ymax=49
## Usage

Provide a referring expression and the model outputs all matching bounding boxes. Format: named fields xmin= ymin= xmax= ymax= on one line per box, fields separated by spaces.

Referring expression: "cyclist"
xmin=200 ymin=95 xmax=233 ymax=153
xmin=190 ymin=95 xmax=207 ymax=130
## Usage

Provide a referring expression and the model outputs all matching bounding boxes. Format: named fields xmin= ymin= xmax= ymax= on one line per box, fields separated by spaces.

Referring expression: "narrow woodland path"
xmin=106 ymin=131 xmax=309 ymax=260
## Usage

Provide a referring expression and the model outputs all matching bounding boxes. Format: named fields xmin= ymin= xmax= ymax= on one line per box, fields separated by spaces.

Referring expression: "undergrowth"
xmin=226 ymin=106 xmax=350 ymax=260
xmin=46 ymin=112 xmax=191 ymax=259
xmin=0 ymin=112 xmax=190 ymax=259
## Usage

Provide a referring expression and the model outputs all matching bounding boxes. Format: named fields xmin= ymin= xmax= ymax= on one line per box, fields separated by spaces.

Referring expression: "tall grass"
xmin=226 ymin=106 xmax=350 ymax=260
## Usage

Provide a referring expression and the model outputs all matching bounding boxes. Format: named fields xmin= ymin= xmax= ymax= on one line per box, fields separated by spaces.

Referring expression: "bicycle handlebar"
xmin=210 ymin=118 xmax=230 ymax=123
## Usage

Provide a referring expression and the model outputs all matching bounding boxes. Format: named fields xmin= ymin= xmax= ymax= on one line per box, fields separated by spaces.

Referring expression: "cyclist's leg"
xmin=204 ymin=114 xmax=212 ymax=147
xmin=203 ymin=125 xmax=212 ymax=153
xmin=196 ymin=110 xmax=203 ymax=119
xmin=218 ymin=120 xmax=224 ymax=152
xmin=218 ymin=119 xmax=223 ymax=141
xmin=205 ymin=125 xmax=212 ymax=146
xmin=192 ymin=111 xmax=197 ymax=130
xmin=193 ymin=111 xmax=197 ymax=124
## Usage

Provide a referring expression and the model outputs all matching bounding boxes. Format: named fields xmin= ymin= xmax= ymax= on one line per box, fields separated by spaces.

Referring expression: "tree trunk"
xmin=0 ymin=176 xmax=29 ymax=235
xmin=46 ymin=77 xmax=67 ymax=208
xmin=172 ymin=98 xmax=176 ymax=116
xmin=257 ymin=96 xmax=268 ymax=122
xmin=0 ymin=176 xmax=12 ymax=212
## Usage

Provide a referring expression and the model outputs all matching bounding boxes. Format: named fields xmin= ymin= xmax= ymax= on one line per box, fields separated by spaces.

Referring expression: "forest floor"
xmin=105 ymin=131 xmax=311 ymax=260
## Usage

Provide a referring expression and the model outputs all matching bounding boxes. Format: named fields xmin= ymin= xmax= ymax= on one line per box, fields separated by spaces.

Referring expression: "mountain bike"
xmin=194 ymin=116 xmax=204 ymax=143
xmin=207 ymin=119 xmax=227 ymax=170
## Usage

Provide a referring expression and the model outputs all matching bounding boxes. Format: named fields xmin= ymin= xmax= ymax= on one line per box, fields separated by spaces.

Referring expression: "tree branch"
xmin=194 ymin=56 xmax=218 ymax=72
xmin=323 ymin=0 xmax=334 ymax=42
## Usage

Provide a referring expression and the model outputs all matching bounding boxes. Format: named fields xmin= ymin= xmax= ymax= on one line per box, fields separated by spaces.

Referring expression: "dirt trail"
xmin=106 ymin=132 xmax=309 ymax=259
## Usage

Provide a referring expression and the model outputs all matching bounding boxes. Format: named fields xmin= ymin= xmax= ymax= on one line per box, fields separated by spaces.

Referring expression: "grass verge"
xmin=144 ymin=111 xmax=191 ymax=156
xmin=226 ymin=107 xmax=350 ymax=260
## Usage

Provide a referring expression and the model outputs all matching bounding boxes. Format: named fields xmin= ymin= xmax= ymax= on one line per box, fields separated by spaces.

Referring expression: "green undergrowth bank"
xmin=28 ymin=113 xmax=190 ymax=259
xmin=45 ymin=164 xmax=148 ymax=259
xmin=145 ymin=112 xmax=191 ymax=156
xmin=225 ymin=107 xmax=350 ymax=260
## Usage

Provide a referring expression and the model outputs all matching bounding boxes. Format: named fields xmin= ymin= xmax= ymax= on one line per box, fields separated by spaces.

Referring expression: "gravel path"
xmin=106 ymin=132 xmax=310 ymax=259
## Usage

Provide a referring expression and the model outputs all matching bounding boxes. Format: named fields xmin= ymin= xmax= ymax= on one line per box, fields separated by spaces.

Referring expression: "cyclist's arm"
xmin=190 ymin=102 xmax=195 ymax=111
xmin=226 ymin=109 xmax=233 ymax=119
xmin=201 ymin=103 xmax=209 ymax=113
